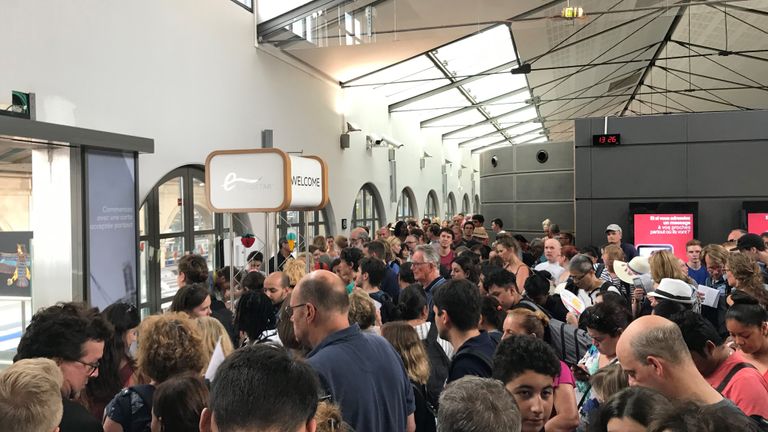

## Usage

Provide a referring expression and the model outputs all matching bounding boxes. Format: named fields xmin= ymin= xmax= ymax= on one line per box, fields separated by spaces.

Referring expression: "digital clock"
xmin=593 ymin=134 xmax=621 ymax=146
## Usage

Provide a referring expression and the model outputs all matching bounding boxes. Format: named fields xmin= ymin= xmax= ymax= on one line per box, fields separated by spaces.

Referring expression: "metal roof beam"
xmin=442 ymin=103 xmax=535 ymax=139
xmin=420 ymin=87 xmax=528 ymax=127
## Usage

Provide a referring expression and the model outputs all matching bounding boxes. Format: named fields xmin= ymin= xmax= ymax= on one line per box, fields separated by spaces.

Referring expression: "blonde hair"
xmin=650 ymin=250 xmax=693 ymax=284
xmin=590 ymin=363 xmax=629 ymax=403
xmin=138 ymin=313 xmax=206 ymax=383
xmin=0 ymin=358 xmax=64 ymax=432
xmin=283 ymin=259 xmax=308 ymax=287
xmin=347 ymin=288 xmax=376 ymax=330
xmin=507 ymin=308 xmax=549 ymax=339
xmin=314 ymin=401 xmax=351 ymax=432
xmin=195 ymin=316 xmax=234 ymax=369
xmin=381 ymin=321 xmax=430 ymax=385
xmin=702 ymin=244 xmax=729 ymax=268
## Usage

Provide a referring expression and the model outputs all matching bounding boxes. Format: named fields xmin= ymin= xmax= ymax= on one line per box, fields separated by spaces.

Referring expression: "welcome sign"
xmin=205 ymin=149 xmax=328 ymax=212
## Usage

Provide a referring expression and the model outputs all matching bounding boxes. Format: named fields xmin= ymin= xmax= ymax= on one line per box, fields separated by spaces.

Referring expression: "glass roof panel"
xmin=503 ymin=121 xmax=542 ymax=138
xmin=443 ymin=124 xmax=498 ymax=140
xmin=513 ymin=131 xmax=545 ymax=144
xmin=435 ymin=25 xmax=516 ymax=77
xmin=464 ymin=135 xmax=509 ymax=151
xmin=526 ymin=137 xmax=548 ymax=144
xmin=463 ymin=73 xmax=529 ymax=101
xmin=496 ymin=106 xmax=539 ymax=124
xmin=425 ymin=109 xmax=486 ymax=129
xmin=392 ymin=88 xmax=469 ymax=112
xmin=483 ymin=93 xmax=532 ymax=117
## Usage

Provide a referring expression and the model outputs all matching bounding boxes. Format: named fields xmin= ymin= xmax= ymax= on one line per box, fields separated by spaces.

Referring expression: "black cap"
xmin=737 ymin=233 xmax=765 ymax=251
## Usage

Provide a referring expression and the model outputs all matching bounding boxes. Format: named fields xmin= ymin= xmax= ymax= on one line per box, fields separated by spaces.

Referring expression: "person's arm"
xmin=406 ymin=413 xmax=416 ymax=432
xmin=545 ymin=382 xmax=580 ymax=432
xmin=103 ymin=418 xmax=124 ymax=432
xmin=515 ymin=266 xmax=530 ymax=293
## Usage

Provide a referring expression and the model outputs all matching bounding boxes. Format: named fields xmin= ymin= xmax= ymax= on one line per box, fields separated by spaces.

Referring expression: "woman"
xmin=170 ymin=283 xmax=212 ymax=317
xmin=235 ymin=290 xmax=278 ymax=346
xmin=326 ymin=236 xmax=339 ymax=259
xmin=283 ymin=259 xmax=308 ymax=289
xmin=650 ymin=250 xmax=694 ymax=285
xmin=479 ymin=296 xmax=504 ymax=343
xmin=195 ymin=316 xmax=235 ymax=372
xmin=104 ymin=313 xmax=206 ymax=432
xmin=576 ymin=302 xmax=632 ymax=428
xmin=726 ymin=291 xmax=768 ymax=380
xmin=85 ymin=302 xmax=140 ymax=420
xmin=502 ymin=308 xmax=580 ymax=432
xmin=599 ymin=244 xmax=626 ymax=291
xmin=381 ymin=322 xmax=436 ymax=432
xmin=450 ymin=254 xmax=480 ymax=284
xmin=557 ymin=245 xmax=579 ymax=283
xmin=726 ymin=252 xmax=768 ymax=308
xmin=335 ymin=235 xmax=349 ymax=251
xmin=386 ymin=236 xmax=404 ymax=272
xmin=494 ymin=236 xmax=530 ymax=290
xmin=151 ymin=373 xmax=208 ymax=432
xmin=348 ymin=288 xmax=378 ymax=333
xmin=595 ymin=387 xmax=669 ymax=432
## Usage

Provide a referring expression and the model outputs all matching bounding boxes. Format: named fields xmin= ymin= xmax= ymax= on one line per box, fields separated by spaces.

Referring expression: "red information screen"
xmin=634 ymin=214 xmax=694 ymax=261
xmin=748 ymin=213 xmax=768 ymax=234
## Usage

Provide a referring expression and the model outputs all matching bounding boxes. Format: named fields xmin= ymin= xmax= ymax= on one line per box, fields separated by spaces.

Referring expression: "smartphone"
xmin=636 ymin=244 xmax=674 ymax=257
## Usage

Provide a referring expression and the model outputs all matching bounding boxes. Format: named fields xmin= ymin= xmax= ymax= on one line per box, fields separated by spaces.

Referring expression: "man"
xmin=763 ymin=232 xmax=768 ymax=250
xmin=433 ymin=278 xmax=498 ymax=383
xmin=534 ymin=238 xmax=565 ymax=282
xmin=377 ymin=225 xmax=391 ymax=239
xmin=452 ymin=213 xmax=465 ymax=227
xmin=404 ymin=234 xmax=419 ymax=252
xmin=737 ymin=233 xmax=768 ymax=282
xmin=268 ymin=237 xmax=293 ymax=273
xmin=485 ymin=269 xmax=523 ymax=311
xmin=702 ymin=244 xmax=731 ymax=337
xmin=491 ymin=218 xmax=504 ymax=234
xmin=461 ymin=221 xmax=476 ymax=245
xmin=472 ymin=227 xmax=492 ymax=258
xmin=728 ymin=228 xmax=747 ymax=242
xmin=200 ymin=344 xmax=319 ymax=432
xmin=291 ymin=270 xmax=416 ymax=432
xmin=264 ymin=271 xmax=290 ymax=322
xmin=247 ymin=250 xmax=264 ymax=273
xmin=558 ymin=232 xmax=575 ymax=247
xmin=437 ymin=228 xmax=455 ymax=279
xmin=438 ymin=376 xmax=521 ymax=432
xmin=421 ymin=217 xmax=432 ymax=233
xmin=410 ymin=228 xmax=426 ymax=246
xmin=569 ymin=254 xmax=621 ymax=307
xmin=671 ymin=310 xmax=768 ymax=419
xmin=492 ymin=335 xmax=562 ymax=432
xmin=350 ymin=227 xmax=370 ymax=251
xmin=339 ymin=247 xmax=364 ymax=293
xmin=177 ymin=253 xmax=208 ymax=287
xmin=471 ymin=214 xmax=485 ymax=228
xmin=616 ymin=315 xmax=750 ymax=419
xmin=450 ymin=224 xmax=464 ymax=249
xmin=357 ymin=257 xmax=399 ymax=323
xmin=686 ymin=239 xmax=708 ymax=285
xmin=428 ymin=224 xmax=441 ymax=246
xmin=605 ymin=224 xmax=637 ymax=261
xmin=365 ymin=240 xmax=401 ymax=302
xmin=411 ymin=245 xmax=447 ymax=320
xmin=0 ymin=358 xmax=65 ymax=432
xmin=14 ymin=303 xmax=112 ymax=432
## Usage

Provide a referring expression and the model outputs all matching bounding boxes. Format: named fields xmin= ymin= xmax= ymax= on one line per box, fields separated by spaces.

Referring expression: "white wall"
xmin=1 ymin=0 xmax=479 ymax=238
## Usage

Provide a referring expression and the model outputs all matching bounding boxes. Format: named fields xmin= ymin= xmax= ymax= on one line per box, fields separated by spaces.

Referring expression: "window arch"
xmin=474 ymin=194 xmax=481 ymax=214
xmin=352 ymin=184 xmax=384 ymax=233
xmin=277 ymin=207 xmax=331 ymax=250
xmin=446 ymin=192 xmax=456 ymax=220
xmin=397 ymin=187 xmax=417 ymax=220
xmin=139 ymin=166 xmax=247 ymax=314
xmin=425 ymin=190 xmax=439 ymax=221
xmin=462 ymin=194 xmax=470 ymax=214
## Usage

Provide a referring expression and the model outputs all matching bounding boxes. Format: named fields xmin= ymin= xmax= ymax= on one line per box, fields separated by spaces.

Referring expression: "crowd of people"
xmin=3 ymin=213 xmax=768 ymax=432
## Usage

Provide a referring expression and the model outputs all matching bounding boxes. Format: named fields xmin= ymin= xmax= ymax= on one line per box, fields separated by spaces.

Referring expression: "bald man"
xmin=534 ymin=238 xmax=565 ymax=282
xmin=291 ymin=271 xmax=416 ymax=432
xmin=264 ymin=272 xmax=290 ymax=322
xmin=616 ymin=315 xmax=750 ymax=419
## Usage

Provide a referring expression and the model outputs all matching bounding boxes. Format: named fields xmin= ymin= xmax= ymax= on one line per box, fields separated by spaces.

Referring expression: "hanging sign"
xmin=289 ymin=155 xmax=329 ymax=210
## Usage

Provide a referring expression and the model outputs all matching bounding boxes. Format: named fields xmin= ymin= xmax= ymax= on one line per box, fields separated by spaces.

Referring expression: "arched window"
xmin=474 ymin=195 xmax=481 ymax=214
xmin=397 ymin=187 xmax=417 ymax=220
xmin=446 ymin=192 xmax=456 ymax=220
xmin=425 ymin=190 xmax=439 ymax=221
xmin=276 ymin=207 xmax=330 ymax=250
xmin=138 ymin=166 xmax=245 ymax=314
xmin=462 ymin=194 xmax=470 ymax=214
xmin=352 ymin=184 xmax=383 ymax=233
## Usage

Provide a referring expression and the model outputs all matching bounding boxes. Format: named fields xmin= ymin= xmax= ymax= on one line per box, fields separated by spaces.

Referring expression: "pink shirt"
xmin=705 ymin=350 xmax=768 ymax=418
xmin=554 ymin=360 xmax=575 ymax=388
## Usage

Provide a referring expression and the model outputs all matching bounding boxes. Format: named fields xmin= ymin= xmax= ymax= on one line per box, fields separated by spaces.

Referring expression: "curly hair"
xmin=728 ymin=252 xmax=768 ymax=308
xmin=348 ymin=289 xmax=376 ymax=330
xmin=137 ymin=313 xmax=205 ymax=383
xmin=235 ymin=291 xmax=276 ymax=342
xmin=315 ymin=401 xmax=351 ymax=432
xmin=14 ymin=302 xmax=113 ymax=362
xmin=492 ymin=334 xmax=560 ymax=384
xmin=283 ymin=259 xmax=308 ymax=288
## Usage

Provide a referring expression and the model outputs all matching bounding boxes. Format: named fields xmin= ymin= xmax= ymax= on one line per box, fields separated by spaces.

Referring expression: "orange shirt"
xmin=705 ymin=350 xmax=768 ymax=418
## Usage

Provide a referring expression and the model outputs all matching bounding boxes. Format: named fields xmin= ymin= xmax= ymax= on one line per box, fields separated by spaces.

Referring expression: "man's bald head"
xmin=618 ymin=315 xmax=689 ymax=366
xmin=265 ymin=272 xmax=289 ymax=289
xmin=294 ymin=270 xmax=349 ymax=315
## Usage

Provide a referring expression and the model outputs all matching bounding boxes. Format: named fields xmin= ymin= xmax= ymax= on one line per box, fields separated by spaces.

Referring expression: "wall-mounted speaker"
xmin=340 ymin=133 xmax=351 ymax=149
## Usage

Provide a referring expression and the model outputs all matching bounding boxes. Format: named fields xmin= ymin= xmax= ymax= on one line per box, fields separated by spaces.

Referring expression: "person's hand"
xmin=571 ymin=364 xmax=590 ymax=382
xmin=566 ymin=312 xmax=578 ymax=327
xmin=633 ymin=287 xmax=645 ymax=302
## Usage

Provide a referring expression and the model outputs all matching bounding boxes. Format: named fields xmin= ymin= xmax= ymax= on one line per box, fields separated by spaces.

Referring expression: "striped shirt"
xmin=414 ymin=321 xmax=454 ymax=359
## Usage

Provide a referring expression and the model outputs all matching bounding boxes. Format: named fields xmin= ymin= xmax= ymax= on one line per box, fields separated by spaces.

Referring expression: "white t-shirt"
xmin=535 ymin=261 xmax=565 ymax=282
xmin=577 ymin=284 xmax=622 ymax=307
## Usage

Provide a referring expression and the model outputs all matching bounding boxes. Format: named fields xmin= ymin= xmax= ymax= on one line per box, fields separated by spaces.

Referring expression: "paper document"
xmin=697 ymin=285 xmax=720 ymax=308
xmin=205 ymin=337 xmax=226 ymax=381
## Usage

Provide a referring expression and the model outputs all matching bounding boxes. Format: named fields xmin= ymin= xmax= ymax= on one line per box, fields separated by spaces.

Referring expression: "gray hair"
xmin=569 ymin=254 xmax=595 ymax=274
xmin=415 ymin=244 xmax=440 ymax=266
xmin=438 ymin=376 xmax=521 ymax=432
xmin=631 ymin=321 xmax=688 ymax=365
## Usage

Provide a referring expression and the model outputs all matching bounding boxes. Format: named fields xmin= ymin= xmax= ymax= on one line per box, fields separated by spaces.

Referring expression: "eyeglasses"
xmin=410 ymin=261 xmax=429 ymax=267
xmin=287 ymin=303 xmax=308 ymax=317
xmin=571 ymin=273 xmax=587 ymax=281
xmin=75 ymin=359 xmax=100 ymax=376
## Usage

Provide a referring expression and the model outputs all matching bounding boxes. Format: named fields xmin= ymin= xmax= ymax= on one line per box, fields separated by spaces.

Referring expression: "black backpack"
xmin=518 ymin=300 xmax=592 ymax=366
xmin=370 ymin=291 xmax=400 ymax=323
xmin=113 ymin=384 xmax=154 ymax=432
xmin=411 ymin=382 xmax=437 ymax=432
xmin=422 ymin=322 xmax=450 ymax=409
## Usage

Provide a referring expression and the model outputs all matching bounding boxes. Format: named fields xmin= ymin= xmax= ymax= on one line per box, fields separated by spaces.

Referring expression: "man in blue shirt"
xmin=686 ymin=239 xmax=708 ymax=285
xmin=433 ymin=278 xmax=497 ymax=383
xmin=606 ymin=224 xmax=637 ymax=261
xmin=291 ymin=270 xmax=416 ymax=432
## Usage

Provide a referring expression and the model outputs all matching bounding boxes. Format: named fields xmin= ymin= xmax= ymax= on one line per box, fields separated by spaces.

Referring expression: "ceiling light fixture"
xmin=561 ymin=0 xmax=586 ymax=19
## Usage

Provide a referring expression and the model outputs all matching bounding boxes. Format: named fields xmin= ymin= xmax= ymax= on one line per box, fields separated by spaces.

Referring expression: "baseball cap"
xmin=646 ymin=278 xmax=694 ymax=304
xmin=737 ymin=233 xmax=766 ymax=252
xmin=606 ymin=224 xmax=622 ymax=233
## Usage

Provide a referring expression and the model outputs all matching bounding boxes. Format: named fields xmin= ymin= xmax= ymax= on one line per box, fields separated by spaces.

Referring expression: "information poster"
xmin=87 ymin=151 xmax=137 ymax=309
xmin=0 ymin=231 xmax=32 ymax=297
xmin=747 ymin=213 xmax=768 ymax=235
xmin=633 ymin=214 xmax=694 ymax=261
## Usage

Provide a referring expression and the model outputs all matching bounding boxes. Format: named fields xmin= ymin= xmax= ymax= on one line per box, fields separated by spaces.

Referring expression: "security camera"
xmin=374 ymin=138 xmax=384 ymax=146
xmin=491 ymin=155 xmax=499 ymax=168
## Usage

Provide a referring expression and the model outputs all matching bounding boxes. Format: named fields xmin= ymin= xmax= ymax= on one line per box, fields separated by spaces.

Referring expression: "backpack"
xmin=519 ymin=300 xmax=592 ymax=366
xmin=411 ymin=382 xmax=437 ymax=432
xmin=448 ymin=347 xmax=494 ymax=380
xmin=369 ymin=291 xmax=400 ymax=323
xmin=422 ymin=322 xmax=450 ymax=409
xmin=113 ymin=384 xmax=154 ymax=432
xmin=715 ymin=362 xmax=768 ymax=432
